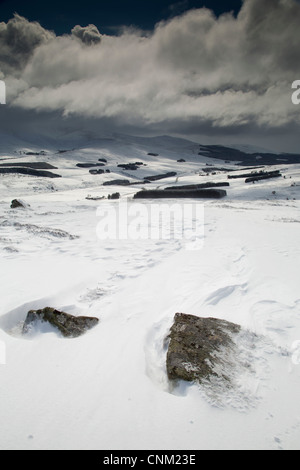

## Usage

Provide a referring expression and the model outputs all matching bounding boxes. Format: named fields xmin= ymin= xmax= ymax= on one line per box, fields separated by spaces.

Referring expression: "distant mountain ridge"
xmin=199 ymin=144 xmax=300 ymax=166
xmin=0 ymin=129 xmax=299 ymax=167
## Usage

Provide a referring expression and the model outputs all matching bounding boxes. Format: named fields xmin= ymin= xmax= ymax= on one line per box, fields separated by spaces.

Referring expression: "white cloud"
xmin=3 ymin=0 xmax=300 ymax=132
xmin=71 ymin=24 xmax=102 ymax=45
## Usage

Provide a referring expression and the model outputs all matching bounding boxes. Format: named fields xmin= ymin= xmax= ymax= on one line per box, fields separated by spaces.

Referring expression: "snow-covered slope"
xmin=0 ymin=134 xmax=300 ymax=450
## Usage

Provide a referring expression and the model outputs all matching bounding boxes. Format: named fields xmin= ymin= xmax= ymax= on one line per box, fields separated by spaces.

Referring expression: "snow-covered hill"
xmin=0 ymin=133 xmax=300 ymax=450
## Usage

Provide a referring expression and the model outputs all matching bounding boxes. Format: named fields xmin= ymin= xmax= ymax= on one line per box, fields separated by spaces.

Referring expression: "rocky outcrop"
xmin=22 ymin=307 xmax=99 ymax=338
xmin=166 ymin=313 xmax=240 ymax=384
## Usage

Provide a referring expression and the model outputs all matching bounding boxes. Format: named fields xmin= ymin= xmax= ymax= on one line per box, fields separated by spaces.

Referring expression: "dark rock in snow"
xmin=143 ymin=172 xmax=177 ymax=182
xmin=22 ymin=307 xmax=99 ymax=338
xmin=103 ymin=179 xmax=149 ymax=186
xmin=165 ymin=182 xmax=230 ymax=190
xmin=0 ymin=168 xmax=61 ymax=178
xmin=11 ymin=199 xmax=29 ymax=209
xmin=108 ymin=192 xmax=120 ymax=199
xmin=228 ymin=170 xmax=281 ymax=180
xmin=89 ymin=169 xmax=105 ymax=175
xmin=245 ymin=171 xmax=282 ymax=183
xmin=133 ymin=188 xmax=227 ymax=199
xmin=76 ymin=163 xmax=105 ymax=168
xmin=166 ymin=313 xmax=241 ymax=384
xmin=86 ymin=195 xmax=105 ymax=201
xmin=0 ymin=162 xmax=57 ymax=170
xmin=117 ymin=163 xmax=139 ymax=171
xmin=103 ymin=179 xmax=131 ymax=186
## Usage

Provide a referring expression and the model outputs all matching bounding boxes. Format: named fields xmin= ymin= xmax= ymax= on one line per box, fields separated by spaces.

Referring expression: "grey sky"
xmin=0 ymin=0 xmax=300 ymax=152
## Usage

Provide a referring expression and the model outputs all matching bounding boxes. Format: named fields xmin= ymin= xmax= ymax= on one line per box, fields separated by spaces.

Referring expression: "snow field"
xmin=0 ymin=135 xmax=300 ymax=449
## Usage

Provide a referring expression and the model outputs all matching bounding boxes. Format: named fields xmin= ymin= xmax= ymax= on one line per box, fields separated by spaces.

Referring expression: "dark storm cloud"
xmin=0 ymin=13 xmax=54 ymax=75
xmin=240 ymin=0 xmax=300 ymax=74
xmin=1 ymin=0 xmax=300 ymax=137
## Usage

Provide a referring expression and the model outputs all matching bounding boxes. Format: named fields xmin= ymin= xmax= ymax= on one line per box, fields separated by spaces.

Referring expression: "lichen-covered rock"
xmin=166 ymin=313 xmax=241 ymax=384
xmin=22 ymin=307 xmax=99 ymax=338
